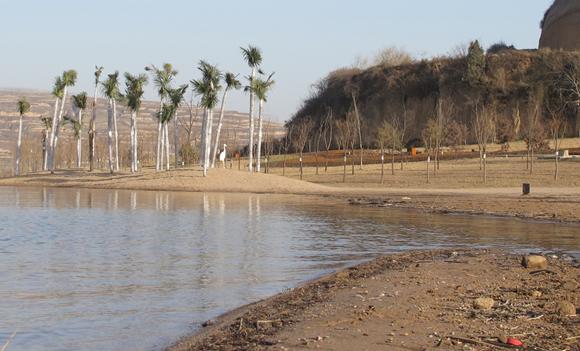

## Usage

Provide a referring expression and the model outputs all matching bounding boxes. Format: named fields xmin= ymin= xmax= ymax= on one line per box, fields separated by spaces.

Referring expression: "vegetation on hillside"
xmin=287 ymin=45 xmax=580 ymax=159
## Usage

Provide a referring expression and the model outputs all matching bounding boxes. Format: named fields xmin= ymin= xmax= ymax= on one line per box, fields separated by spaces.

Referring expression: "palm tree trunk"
xmin=200 ymin=107 xmax=207 ymax=168
xmin=256 ymin=99 xmax=264 ymax=172
xmin=47 ymin=97 xmax=59 ymax=171
xmin=107 ymin=99 xmax=114 ymax=174
xmin=248 ymin=67 xmax=256 ymax=173
xmin=113 ymin=99 xmax=119 ymax=171
xmin=205 ymin=109 xmax=213 ymax=169
xmin=160 ymin=122 xmax=165 ymax=169
xmin=89 ymin=84 xmax=98 ymax=172
xmin=77 ymin=109 xmax=83 ymax=168
xmin=15 ymin=114 xmax=23 ymax=176
xmin=134 ymin=111 xmax=139 ymax=172
xmin=212 ymin=89 xmax=229 ymax=168
xmin=130 ymin=110 xmax=136 ymax=173
xmin=43 ymin=131 xmax=48 ymax=171
xmin=51 ymin=86 xmax=69 ymax=172
xmin=156 ymin=117 xmax=163 ymax=171
xmin=174 ymin=111 xmax=179 ymax=169
xmin=204 ymin=110 xmax=212 ymax=174
xmin=165 ymin=122 xmax=170 ymax=171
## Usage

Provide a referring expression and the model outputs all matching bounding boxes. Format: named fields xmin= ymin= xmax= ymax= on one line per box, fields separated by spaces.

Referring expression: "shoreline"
xmin=1 ymin=168 xmax=580 ymax=225
xmin=167 ymin=249 xmax=579 ymax=351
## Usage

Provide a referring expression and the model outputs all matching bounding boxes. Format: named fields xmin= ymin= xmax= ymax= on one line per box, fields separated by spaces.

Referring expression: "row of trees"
xmin=12 ymin=45 xmax=276 ymax=177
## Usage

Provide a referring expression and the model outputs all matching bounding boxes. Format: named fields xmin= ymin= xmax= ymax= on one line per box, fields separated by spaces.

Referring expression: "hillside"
xmin=0 ymin=89 xmax=284 ymax=175
xmin=289 ymin=49 xmax=580 ymax=149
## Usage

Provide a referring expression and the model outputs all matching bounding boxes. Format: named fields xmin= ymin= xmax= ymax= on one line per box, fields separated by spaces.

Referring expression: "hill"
xmin=288 ymin=48 xmax=580 ymax=149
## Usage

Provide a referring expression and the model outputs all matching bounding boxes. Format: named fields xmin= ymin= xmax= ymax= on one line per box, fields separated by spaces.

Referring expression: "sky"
xmin=0 ymin=0 xmax=553 ymax=122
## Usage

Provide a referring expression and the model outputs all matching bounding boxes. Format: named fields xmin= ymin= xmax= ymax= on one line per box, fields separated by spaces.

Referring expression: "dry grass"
xmin=270 ymin=155 xmax=580 ymax=189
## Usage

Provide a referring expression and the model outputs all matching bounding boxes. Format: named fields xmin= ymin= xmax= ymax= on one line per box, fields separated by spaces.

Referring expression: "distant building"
xmin=539 ymin=0 xmax=580 ymax=50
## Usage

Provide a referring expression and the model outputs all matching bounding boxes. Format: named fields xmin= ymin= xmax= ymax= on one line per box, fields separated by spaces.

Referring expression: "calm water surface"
xmin=0 ymin=186 xmax=578 ymax=351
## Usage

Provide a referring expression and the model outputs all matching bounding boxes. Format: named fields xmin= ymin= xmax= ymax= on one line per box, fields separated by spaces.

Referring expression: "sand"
xmin=168 ymin=249 xmax=580 ymax=351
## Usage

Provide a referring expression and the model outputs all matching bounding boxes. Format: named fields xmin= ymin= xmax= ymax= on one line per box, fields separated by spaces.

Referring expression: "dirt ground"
xmin=271 ymin=156 xmax=580 ymax=189
xmin=168 ymin=250 xmax=579 ymax=351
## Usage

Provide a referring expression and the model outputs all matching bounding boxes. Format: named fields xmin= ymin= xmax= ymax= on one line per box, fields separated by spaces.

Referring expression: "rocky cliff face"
xmin=539 ymin=0 xmax=580 ymax=50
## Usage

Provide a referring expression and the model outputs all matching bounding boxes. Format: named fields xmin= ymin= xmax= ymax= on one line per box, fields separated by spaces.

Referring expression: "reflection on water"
xmin=0 ymin=187 xmax=578 ymax=351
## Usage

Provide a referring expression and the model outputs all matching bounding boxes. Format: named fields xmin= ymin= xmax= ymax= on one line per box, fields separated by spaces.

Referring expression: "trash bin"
xmin=522 ymin=183 xmax=531 ymax=195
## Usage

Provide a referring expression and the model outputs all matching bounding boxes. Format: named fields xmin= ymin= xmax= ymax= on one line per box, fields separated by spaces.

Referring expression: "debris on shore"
xmin=167 ymin=250 xmax=579 ymax=351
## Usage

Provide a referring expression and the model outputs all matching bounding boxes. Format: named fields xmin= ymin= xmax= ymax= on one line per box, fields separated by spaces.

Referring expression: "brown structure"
xmin=539 ymin=0 xmax=580 ymax=50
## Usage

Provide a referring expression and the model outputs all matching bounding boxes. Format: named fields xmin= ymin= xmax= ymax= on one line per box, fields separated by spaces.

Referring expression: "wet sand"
xmin=168 ymin=249 xmax=579 ymax=351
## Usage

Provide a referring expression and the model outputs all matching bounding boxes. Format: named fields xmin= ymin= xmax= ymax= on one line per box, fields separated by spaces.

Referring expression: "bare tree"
xmin=422 ymin=119 xmax=437 ymax=183
xmin=263 ymin=121 xmax=275 ymax=174
xmin=547 ymin=109 xmax=566 ymax=180
xmin=524 ymin=89 xmax=545 ymax=174
xmin=293 ymin=118 xmax=313 ymax=180
xmin=351 ymin=92 xmax=364 ymax=170
xmin=321 ymin=107 xmax=334 ymax=173
xmin=434 ymin=97 xmax=453 ymax=173
xmin=473 ymin=103 xmax=496 ymax=183
xmin=334 ymin=119 xmax=351 ymax=183
xmin=379 ymin=118 xmax=402 ymax=176
xmin=561 ymin=62 xmax=580 ymax=137
xmin=373 ymin=46 xmax=414 ymax=67
xmin=345 ymin=111 xmax=358 ymax=175
xmin=446 ymin=119 xmax=468 ymax=160
xmin=282 ymin=124 xmax=293 ymax=176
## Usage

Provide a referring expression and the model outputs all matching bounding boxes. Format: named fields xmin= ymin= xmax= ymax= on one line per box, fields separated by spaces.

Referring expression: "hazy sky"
xmin=1 ymin=0 xmax=552 ymax=122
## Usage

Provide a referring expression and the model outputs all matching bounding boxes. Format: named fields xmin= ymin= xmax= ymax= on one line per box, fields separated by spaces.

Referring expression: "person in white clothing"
xmin=219 ymin=144 xmax=227 ymax=168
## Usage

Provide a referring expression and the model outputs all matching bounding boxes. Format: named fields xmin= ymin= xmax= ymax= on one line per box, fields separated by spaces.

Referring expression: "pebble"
xmin=531 ymin=290 xmax=542 ymax=298
xmin=556 ymin=301 xmax=576 ymax=316
xmin=521 ymin=255 xmax=548 ymax=269
xmin=473 ymin=297 xmax=495 ymax=310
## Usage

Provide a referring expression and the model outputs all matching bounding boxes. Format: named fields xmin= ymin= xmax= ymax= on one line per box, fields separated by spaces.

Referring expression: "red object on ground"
xmin=506 ymin=338 xmax=524 ymax=346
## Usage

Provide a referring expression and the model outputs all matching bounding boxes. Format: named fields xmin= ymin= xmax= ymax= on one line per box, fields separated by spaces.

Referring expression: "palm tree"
xmin=241 ymin=45 xmax=263 ymax=173
xmin=191 ymin=60 xmax=221 ymax=176
xmin=168 ymin=85 xmax=188 ymax=169
xmin=101 ymin=72 xmax=122 ymax=174
xmin=40 ymin=116 xmax=52 ymax=170
xmin=15 ymin=98 xmax=31 ymax=176
xmin=211 ymin=72 xmax=241 ymax=168
xmin=146 ymin=63 xmax=178 ymax=171
xmin=49 ymin=69 xmax=77 ymax=172
xmin=72 ymin=92 xmax=88 ymax=168
xmin=46 ymin=77 xmax=64 ymax=170
xmin=251 ymin=73 xmax=275 ymax=172
xmin=64 ymin=114 xmax=82 ymax=166
xmin=89 ymin=66 xmax=103 ymax=172
xmin=124 ymin=72 xmax=148 ymax=173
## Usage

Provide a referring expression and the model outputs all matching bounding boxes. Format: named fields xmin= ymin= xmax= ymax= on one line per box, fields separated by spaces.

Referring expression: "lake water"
xmin=0 ymin=186 xmax=578 ymax=351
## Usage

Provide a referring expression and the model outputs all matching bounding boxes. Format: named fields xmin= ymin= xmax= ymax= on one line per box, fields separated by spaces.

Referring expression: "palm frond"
xmin=124 ymin=72 xmax=148 ymax=111
xmin=72 ymin=92 xmax=88 ymax=110
xmin=241 ymin=45 xmax=263 ymax=68
xmin=101 ymin=71 xmax=121 ymax=99
xmin=225 ymin=72 xmax=242 ymax=90
xmin=94 ymin=66 xmax=104 ymax=85
xmin=62 ymin=69 xmax=78 ymax=87
xmin=52 ymin=76 xmax=65 ymax=98
xmin=17 ymin=97 xmax=31 ymax=116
